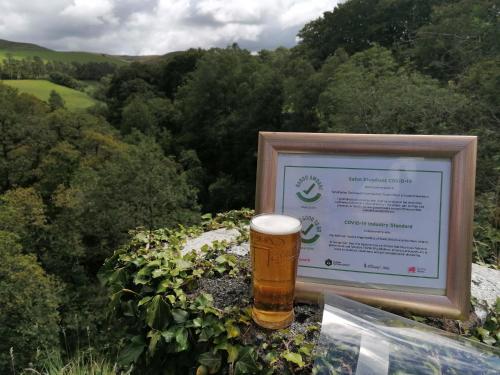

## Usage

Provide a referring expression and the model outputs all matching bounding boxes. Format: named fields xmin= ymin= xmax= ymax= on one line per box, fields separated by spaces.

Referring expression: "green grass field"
xmin=2 ymin=80 xmax=98 ymax=110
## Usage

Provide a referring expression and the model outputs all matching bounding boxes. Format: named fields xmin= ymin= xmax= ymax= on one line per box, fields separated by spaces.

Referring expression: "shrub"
xmin=48 ymin=72 xmax=82 ymax=90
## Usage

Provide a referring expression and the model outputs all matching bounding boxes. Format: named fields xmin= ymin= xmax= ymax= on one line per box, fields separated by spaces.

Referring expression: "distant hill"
xmin=2 ymin=79 xmax=97 ymax=110
xmin=0 ymin=39 xmax=51 ymax=51
xmin=114 ymin=54 xmax=161 ymax=63
xmin=0 ymin=39 xmax=128 ymax=66
xmin=112 ymin=51 xmax=185 ymax=65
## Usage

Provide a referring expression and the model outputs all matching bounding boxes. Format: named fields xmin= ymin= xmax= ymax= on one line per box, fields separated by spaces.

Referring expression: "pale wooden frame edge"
xmin=255 ymin=132 xmax=477 ymax=319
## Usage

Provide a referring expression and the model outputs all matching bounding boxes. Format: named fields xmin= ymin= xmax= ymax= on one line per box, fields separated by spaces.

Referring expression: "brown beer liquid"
xmin=250 ymin=227 xmax=300 ymax=329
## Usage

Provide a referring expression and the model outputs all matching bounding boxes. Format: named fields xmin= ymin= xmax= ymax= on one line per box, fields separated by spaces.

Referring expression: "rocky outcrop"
xmin=183 ymin=229 xmax=499 ymax=319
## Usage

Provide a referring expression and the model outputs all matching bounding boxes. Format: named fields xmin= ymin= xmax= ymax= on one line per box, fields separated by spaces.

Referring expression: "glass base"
xmin=252 ymin=307 xmax=294 ymax=329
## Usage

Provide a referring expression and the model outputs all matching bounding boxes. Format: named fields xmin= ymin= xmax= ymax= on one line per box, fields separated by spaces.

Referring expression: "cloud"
xmin=0 ymin=0 xmax=340 ymax=55
xmin=60 ymin=0 xmax=118 ymax=26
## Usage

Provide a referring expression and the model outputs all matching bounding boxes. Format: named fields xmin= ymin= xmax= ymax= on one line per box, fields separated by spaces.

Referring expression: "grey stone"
xmin=181 ymin=228 xmax=240 ymax=255
xmin=471 ymin=263 xmax=500 ymax=321
xmin=184 ymin=230 xmax=500 ymax=320
xmin=228 ymin=243 xmax=249 ymax=256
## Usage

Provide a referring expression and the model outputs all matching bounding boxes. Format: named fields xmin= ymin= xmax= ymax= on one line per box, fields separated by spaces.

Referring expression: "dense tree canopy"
xmin=297 ymin=0 xmax=449 ymax=66
xmin=176 ymin=46 xmax=284 ymax=210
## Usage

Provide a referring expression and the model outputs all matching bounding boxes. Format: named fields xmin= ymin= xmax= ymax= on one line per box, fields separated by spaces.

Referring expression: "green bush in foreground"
xmin=0 ymin=231 xmax=61 ymax=374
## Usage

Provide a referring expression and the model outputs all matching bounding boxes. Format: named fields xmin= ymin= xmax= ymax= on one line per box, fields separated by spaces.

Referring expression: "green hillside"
xmin=2 ymin=80 xmax=97 ymax=110
xmin=0 ymin=39 xmax=128 ymax=65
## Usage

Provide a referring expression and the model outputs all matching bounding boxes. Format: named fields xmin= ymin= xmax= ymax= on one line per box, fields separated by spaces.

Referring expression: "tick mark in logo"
xmin=301 ymin=223 xmax=314 ymax=236
xmin=302 ymin=183 xmax=316 ymax=195
xmin=300 ymin=216 xmax=321 ymax=244
xmin=295 ymin=176 xmax=323 ymax=203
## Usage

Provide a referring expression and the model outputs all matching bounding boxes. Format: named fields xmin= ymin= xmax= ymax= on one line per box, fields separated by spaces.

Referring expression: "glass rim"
xmin=250 ymin=212 xmax=301 ymax=235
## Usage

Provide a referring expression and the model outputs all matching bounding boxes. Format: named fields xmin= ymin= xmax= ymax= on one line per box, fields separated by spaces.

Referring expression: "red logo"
xmin=408 ymin=266 xmax=416 ymax=273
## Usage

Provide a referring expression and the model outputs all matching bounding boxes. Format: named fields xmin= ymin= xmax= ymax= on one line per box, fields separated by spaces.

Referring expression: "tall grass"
xmin=21 ymin=350 xmax=132 ymax=375
xmin=9 ymin=324 xmax=132 ymax=375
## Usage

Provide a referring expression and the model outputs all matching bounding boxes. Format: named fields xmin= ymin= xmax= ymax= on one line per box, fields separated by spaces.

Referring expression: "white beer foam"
xmin=250 ymin=214 xmax=301 ymax=235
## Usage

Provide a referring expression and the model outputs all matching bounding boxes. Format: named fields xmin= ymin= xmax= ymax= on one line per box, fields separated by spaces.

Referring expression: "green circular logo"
xmin=295 ymin=175 xmax=323 ymax=203
xmin=300 ymin=216 xmax=321 ymax=244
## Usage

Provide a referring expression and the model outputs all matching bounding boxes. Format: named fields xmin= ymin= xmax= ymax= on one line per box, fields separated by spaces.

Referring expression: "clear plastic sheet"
xmin=312 ymin=294 xmax=500 ymax=374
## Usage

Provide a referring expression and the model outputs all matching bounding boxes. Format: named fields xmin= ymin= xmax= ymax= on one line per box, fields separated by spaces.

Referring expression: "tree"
xmin=0 ymin=187 xmax=47 ymax=252
xmin=0 ymin=84 xmax=49 ymax=192
xmin=411 ymin=0 xmax=500 ymax=80
xmin=296 ymin=0 xmax=448 ymax=67
xmin=158 ymin=49 xmax=205 ymax=98
xmin=67 ymin=136 xmax=199 ymax=273
xmin=176 ymin=47 xmax=284 ymax=211
xmin=0 ymin=231 xmax=61 ymax=374
xmin=32 ymin=56 xmax=45 ymax=78
xmin=48 ymin=90 xmax=65 ymax=111
xmin=105 ymin=63 xmax=161 ymax=124
xmin=317 ymin=46 xmax=474 ymax=134
xmin=120 ymin=95 xmax=157 ymax=135
xmin=458 ymin=58 xmax=500 ymax=115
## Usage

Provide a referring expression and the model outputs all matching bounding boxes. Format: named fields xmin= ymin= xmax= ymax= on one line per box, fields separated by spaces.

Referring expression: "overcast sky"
xmin=0 ymin=0 xmax=340 ymax=55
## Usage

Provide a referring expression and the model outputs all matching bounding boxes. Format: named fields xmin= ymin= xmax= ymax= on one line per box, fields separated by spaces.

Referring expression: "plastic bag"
xmin=313 ymin=293 xmax=500 ymax=374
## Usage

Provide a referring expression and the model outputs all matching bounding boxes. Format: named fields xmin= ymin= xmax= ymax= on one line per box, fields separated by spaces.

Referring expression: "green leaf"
xmin=293 ymin=334 xmax=305 ymax=345
xmin=118 ymin=335 xmax=145 ymax=365
xmin=138 ymin=296 xmax=152 ymax=307
xmin=173 ymin=258 xmax=193 ymax=270
xmin=148 ymin=330 xmax=162 ymax=356
xmin=298 ymin=343 xmax=313 ymax=356
xmin=198 ymin=351 xmax=222 ymax=374
xmin=282 ymin=351 xmax=305 ymax=367
xmin=152 ymin=268 xmax=168 ymax=278
xmin=195 ymin=293 xmax=214 ymax=308
xmin=201 ymin=213 xmax=212 ymax=221
xmin=134 ymin=267 xmax=152 ymax=285
xmin=157 ymin=279 xmax=170 ymax=293
xmin=146 ymin=295 xmax=170 ymax=329
xmin=477 ymin=327 xmax=490 ymax=340
xmin=234 ymin=347 xmax=259 ymax=374
xmin=226 ymin=344 xmax=239 ymax=364
xmin=225 ymin=322 xmax=240 ymax=338
xmin=133 ymin=261 xmax=162 ymax=285
xmin=172 ymin=308 xmax=189 ymax=324
xmin=161 ymin=327 xmax=176 ymax=343
xmin=264 ymin=350 xmax=279 ymax=365
xmin=214 ymin=265 xmax=227 ymax=274
xmin=215 ymin=255 xmax=227 ymax=264
xmin=175 ymin=327 xmax=189 ymax=352
xmin=192 ymin=317 xmax=203 ymax=328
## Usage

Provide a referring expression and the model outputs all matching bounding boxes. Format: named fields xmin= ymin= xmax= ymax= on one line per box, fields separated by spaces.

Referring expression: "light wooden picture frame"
xmin=255 ymin=132 xmax=477 ymax=319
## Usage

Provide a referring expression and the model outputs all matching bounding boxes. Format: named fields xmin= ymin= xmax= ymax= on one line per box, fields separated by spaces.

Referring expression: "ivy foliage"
xmin=101 ymin=209 xmax=320 ymax=374
xmin=471 ymin=298 xmax=500 ymax=347
xmin=101 ymin=210 xmax=262 ymax=374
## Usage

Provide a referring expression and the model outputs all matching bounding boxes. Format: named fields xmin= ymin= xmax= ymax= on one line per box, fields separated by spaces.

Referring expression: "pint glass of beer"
xmin=250 ymin=213 xmax=301 ymax=329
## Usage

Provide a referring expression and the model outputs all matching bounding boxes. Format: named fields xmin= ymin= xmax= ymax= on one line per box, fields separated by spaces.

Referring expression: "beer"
xmin=250 ymin=214 xmax=301 ymax=329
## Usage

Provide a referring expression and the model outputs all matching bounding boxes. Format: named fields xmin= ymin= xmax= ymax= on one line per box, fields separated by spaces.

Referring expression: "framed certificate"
xmin=255 ymin=132 xmax=477 ymax=319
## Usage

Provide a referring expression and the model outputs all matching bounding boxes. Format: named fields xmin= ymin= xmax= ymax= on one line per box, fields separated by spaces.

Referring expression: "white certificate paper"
xmin=275 ymin=154 xmax=451 ymax=292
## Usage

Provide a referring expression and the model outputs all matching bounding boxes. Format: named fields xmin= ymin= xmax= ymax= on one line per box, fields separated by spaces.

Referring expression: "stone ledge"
xmin=184 ymin=229 xmax=499 ymax=318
